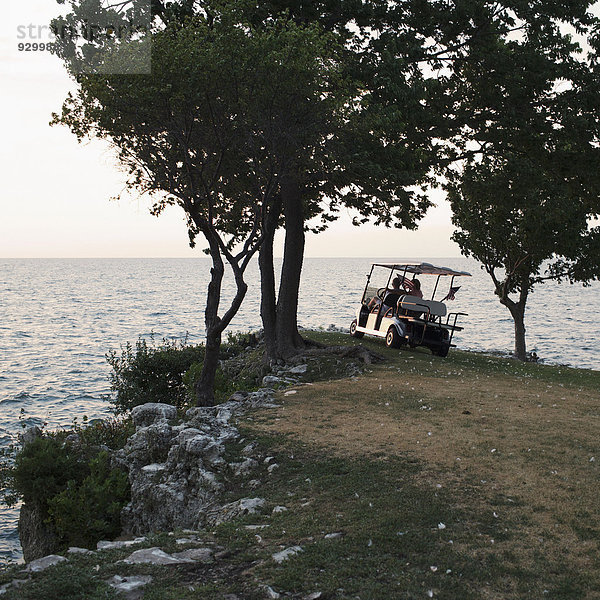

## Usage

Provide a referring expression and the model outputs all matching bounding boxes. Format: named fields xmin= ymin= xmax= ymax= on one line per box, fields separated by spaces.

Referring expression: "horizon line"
xmin=0 ymin=255 xmax=464 ymax=260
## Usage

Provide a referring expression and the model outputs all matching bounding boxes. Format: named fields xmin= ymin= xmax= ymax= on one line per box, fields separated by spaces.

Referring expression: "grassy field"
xmin=231 ymin=332 xmax=600 ymax=599
xmin=2 ymin=332 xmax=599 ymax=599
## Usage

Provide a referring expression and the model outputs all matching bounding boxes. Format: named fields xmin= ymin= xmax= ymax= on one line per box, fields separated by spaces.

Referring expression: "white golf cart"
xmin=350 ymin=262 xmax=471 ymax=357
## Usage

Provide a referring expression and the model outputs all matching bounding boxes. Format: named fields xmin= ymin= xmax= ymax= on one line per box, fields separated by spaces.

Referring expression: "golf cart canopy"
xmin=373 ymin=263 xmax=472 ymax=277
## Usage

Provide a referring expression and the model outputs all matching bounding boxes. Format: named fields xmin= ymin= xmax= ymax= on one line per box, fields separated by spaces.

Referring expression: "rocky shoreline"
xmin=10 ymin=366 xmax=306 ymax=597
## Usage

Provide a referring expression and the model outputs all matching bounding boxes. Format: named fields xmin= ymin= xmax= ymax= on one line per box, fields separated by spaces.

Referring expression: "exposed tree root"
xmin=295 ymin=344 xmax=385 ymax=365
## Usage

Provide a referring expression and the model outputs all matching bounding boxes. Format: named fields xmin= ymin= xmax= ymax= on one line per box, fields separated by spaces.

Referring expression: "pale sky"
xmin=0 ymin=1 xmax=463 ymax=258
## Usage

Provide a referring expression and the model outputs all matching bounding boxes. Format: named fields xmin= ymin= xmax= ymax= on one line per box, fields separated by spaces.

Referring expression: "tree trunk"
xmin=195 ymin=234 xmax=225 ymax=406
xmin=501 ymin=293 xmax=528 ymax=361
xmin=193 ymin=224 xmax=253 ymax=405
xmin=508 ymin=302 xmax=527 ymax=361
xmin=259 ymin=198 xmax=281 ymax=364
xmin=194 ymin=326 xmax=222 ymax=405
xmin=275 ymin=174 xmax=305 ymax=358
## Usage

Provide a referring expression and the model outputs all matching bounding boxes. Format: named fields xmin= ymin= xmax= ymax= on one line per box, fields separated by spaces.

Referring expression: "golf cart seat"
xmin=382 ymin=292 xmax=401 ymax=311
xmin=398 ymin=295 xmax=447 ymax=319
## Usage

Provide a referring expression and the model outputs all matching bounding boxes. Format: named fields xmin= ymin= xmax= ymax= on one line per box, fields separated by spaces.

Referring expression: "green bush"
xmin=4 ymin=418 xmax=132 ymax=551
xmin=72 ymin=416 xmax=134 ymax=450
xmin=106 ymin=337 xmax=205 ymax=412
xmin=220 ymin=331 xmax=260 ymax=359
xmin=48 ymin=452 xmax=130 ymax=548
xmin=107 ymin=332 xmax=260 ymax=412
xmin=13 ymin=437 xmax=87 ymax=513
xmin=182 ymin=362 xmax=240 ymax=402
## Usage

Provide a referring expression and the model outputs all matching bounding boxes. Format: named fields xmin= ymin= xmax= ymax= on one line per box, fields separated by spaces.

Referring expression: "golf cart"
xmin=350 ymin=263 xmax=471 ymax=357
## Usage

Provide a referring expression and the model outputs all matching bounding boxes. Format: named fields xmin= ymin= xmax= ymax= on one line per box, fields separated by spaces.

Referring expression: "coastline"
xmin=2 ymin=332 xmax=600 ymax=597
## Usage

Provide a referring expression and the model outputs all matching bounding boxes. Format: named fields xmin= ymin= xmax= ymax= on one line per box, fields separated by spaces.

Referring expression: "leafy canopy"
xmin=446 ymin=0 xmax=600 ymax=293
xmin=53 ymin=8 xmax=350 ymax=247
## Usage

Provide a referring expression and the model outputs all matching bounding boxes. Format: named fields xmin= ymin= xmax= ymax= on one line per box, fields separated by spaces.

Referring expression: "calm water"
xmin=1 ymin=257 xmax=599 ymax=561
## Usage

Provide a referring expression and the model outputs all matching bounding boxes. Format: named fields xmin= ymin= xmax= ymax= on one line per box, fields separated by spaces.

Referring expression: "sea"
xmin=1 ymin=257 xmax=599 ymax=562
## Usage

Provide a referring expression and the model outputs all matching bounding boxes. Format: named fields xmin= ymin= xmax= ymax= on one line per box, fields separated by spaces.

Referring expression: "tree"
xmin=253 ymin=0 xmax=478 ymax=361
xmin=445 ymin=3 xmax=600 ymax=360
xmin=54 ymin=0 xmax=600 ymax=369
xmin=448 ymin=155 xmax=600 ymax=360
xmin=53 ymin=0 xmax=449 ymax=364
xmin=53 ymin=6 xmax=348 ymax=403
xmin=244 ymin=0 xmax=600 ymax=362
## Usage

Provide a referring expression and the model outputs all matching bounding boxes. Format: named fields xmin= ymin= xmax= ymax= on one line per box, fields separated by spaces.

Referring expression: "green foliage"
xmin=182 ymin=362 xmax=250 ymax=404
xmin=106 ymin=337 xmax=205 ymax=412
xmin=4 ymin=418 xmax=132 ymax=551
xmin=53 ymin=7 xmax=350 ymax=242
xmin=70 ymin=416 xmax=134 ymax=450
xmin=47 ymin=452 xmax=130 ymax=549
xmin=220 ymin=331 xmax=260 ymax=359
xmin=444 ymin=3 xmax=600 ymax=358
xmin=107 ymin=333 xmax=262 ymax=411
xmin=0 ymin=561 xmax=119 ymax=600
xmin=12 ymin=437 xmax=86 ymax=513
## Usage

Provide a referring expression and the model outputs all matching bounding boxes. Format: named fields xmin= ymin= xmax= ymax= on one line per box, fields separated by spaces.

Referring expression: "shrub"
xmin=72 ymin=416 xmax=134 ymax=450
xmin=48 ymin=452 xmax=130 ymax=548
xmin=12 ymin=436 xmax=87 ymax=513
xmin=182 ymin=362 xmax=239 ymax=402
xmin=220 ymin=331 xmax=260 ymax=359
xmin=4 ymin=418 xmax=132 ymax=551
xmin=106 ymin=337 xmax=205 ymax=412
xmin=106 ymin=332 xmax=260 ymax=412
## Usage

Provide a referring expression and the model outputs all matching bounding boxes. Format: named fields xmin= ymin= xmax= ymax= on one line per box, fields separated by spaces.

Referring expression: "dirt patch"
xmin=246 ymin=365 xmax=600 ymax=595
xmin=252 ymin=369 xmax=598 ymax=462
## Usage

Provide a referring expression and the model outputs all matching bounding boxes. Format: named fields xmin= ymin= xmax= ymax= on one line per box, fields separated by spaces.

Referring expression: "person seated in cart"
xmin=368 ymin=276 xmax=423 ymax=313
xmin=368 ymin=276 xmax=402 ymax=311
xmin=351 ymin=262 xmax=471 ymax=357
xmin=399 ymin=277 xmax=423 ymax=298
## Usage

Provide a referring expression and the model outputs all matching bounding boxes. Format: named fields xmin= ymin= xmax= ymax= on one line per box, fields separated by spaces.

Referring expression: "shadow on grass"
xmin=216 ymin=430 xmax=598 ymax=600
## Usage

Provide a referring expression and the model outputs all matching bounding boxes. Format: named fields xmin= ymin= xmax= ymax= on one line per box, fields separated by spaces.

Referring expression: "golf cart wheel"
xmin=350 ymin=320 xmax=364 ymax=338
xmin=434 ymin=343 xmax=450 ymax=358
xmin=385 ymin=327 xmax=401 ymax=349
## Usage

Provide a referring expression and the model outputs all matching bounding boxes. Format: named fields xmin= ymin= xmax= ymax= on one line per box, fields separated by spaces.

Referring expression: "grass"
xmin=2 ymin=332 xmax=599 ymax=599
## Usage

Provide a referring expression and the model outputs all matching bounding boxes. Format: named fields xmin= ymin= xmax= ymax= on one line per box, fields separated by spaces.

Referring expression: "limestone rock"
xmin=171 ymin=547 xmax=214 ymax=563
xmin=118 ymin=421 xmax=175 ymax=472
xmin=63 ymin=433 xmax=81 ymax=446
xmin=140 ymin=463 xmax=166 ymax=478
xmin=106 ymin=574 xmax=153 ymax=600
xmin=67 ymin=547 xmax=95 ymax=555
xmin=19 ymin=426 xmax=42 ymax=447
xmin=25 ymin=554 xmax=67 ymax=572
xmin=18 ymin=503 xmax=60 ymax=562
xmin=97 ymin=537 xmax=146 ymax=551
xmin=122 ymin=547 xmax=193 ymax=565
xmin=230 ymin=458 xmax=258 ymax=477
xmin=206 ymin=498 xmax=265 ymax=527
xmin=119 ymin=389 xmax=276 ymax=536
xmin=263 ymin=586 xmax=281 ymax=599
xmin=131 ymin=403 xmax=177 ymax=428
xmin=261 ymin=375 xmax=283 ymax=388
xmin=241 ymin=442 xmax=258 ymax=456
xmin=18 ymin=387 xmax=280 ymax=565
xmin=272 ymin=546 xmax=303 ymax=564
